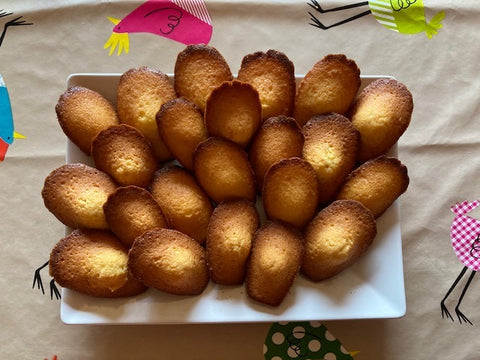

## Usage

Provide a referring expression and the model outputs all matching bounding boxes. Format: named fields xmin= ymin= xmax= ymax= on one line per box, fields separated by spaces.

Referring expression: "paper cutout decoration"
xmin=0 ymin=9 xmax=33 ymax=47
xmin=441 ymin=200 xmax=480 ymax=324
xmin=264 ymin=322 xmax=357 ymax=360
xmin=308 ymin=0 xmax=445 ymax=39
xmin=104 ymin=0 xmax=212 ymax=56
xmin=33 ymin=261 xmax=61 ymax=300
xmin=0 ymin=74 xmax=25 ymax=162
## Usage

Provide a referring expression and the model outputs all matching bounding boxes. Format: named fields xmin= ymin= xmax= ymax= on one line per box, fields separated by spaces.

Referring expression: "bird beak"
xmin=13 ymin=131 xmax=26 ymax=139
xmin=107 ymin=16 xmax=121 ymax=25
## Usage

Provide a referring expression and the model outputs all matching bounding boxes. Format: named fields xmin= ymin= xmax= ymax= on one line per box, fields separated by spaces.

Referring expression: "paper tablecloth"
xmin=2 ymin=0 xmax=480 ymax=358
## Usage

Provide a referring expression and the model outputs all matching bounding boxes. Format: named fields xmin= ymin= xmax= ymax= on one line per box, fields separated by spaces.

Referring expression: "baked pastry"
xmin=246 ymin=221 xmax=303 ymax=306
xmin=204 ymin=80 xmax=262 ymax=147
xmin=336 ymin=156 xmax=409 ymax=218
xmin=149 ymin=165 xmax=213 ymax=244
xmin=116 ymin=66 xmax=176 ymax=161
xmin=49 ymin=229 xmax=146 ymax=297
xmin=206 ymin=199 xmax=259 ymax=285
xmin=193 ymin=137 xmax=256 ymax=203
xmin=237 ymin=49 xmax=295 ymax=120
xmin=128 ymin=228 xmax=209 ymax=296
xmin=103 ymin=185 xmax=168 ymax=247
xmin=262 ymin=157 xmax=319 ymax=228
xmin=156 ymin=97 xmax=207 ymax=170
xmin=294 ymin=54 xmax=361 ymax=126
xmin=249 ymin=115 xmax=303 ymax=191
xmin=42 ymin=163 xmax=117 ymax=229
xmin=301 ymin=200 xmax=377 ymax=281
xmin=349 ymin=78 xmax=414 ymax=162
xmin=302 ymin=113 xmax=360 ymax=204
xmin=174 ymin=44 xmax=233 ymax=113
xmin=55 ymin=86 xmax=119 ymax=155
xmin=91 ymin=124 xmax=158 ymax=187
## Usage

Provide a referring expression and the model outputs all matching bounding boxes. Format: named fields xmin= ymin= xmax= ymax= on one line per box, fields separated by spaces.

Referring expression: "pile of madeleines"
xmin=42 ymin=44 xmax=412 ymax=307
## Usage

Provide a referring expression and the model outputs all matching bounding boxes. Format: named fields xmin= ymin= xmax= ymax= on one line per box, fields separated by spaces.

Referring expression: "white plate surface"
xmin=60 ymin=73 xmax=405 ymax=324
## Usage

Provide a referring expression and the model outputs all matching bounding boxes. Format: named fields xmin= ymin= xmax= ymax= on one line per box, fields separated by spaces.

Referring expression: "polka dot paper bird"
xmin=104 ymin=0 xmax=212 ymax=56
xmin=441 ymin=200 xmax=480 ymax=324
xmin=264 ymin=322 xmax=359 ymax=360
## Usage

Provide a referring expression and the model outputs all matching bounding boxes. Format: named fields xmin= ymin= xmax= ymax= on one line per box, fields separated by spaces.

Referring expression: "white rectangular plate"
xmin=61 ymin=73 xmax=405 ymax=324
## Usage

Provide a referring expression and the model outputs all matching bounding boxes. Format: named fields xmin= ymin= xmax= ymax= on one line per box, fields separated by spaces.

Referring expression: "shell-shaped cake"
xmin=42 ymin=163 xmax=117 ymax=229
xmin=91 ymin=124 xmax=158 ymax=188
xmin=262 ymin=157 xmax=319 ymax=228
xmin=55 ymin=86 xmax=119 ymax=155
xmin=193 ymin=137 xmax=256 ymax=203
xmin=206 ymin=199 xmax=259 ymax=285
xmin=103 ymin=185 xmax=168 ymax=247
xmin=149 ymin=165 xmax=213 ymax=245
xmin=336 ymin=156 xmax=409 ymax=218
xmin=349 ymin=78 xmax=413 ymax=162
xmin=128 ymin=228 xmax=209 ymax=296
xmin=49 ymin=229 xmax=146 ymax=297
xmin=205 ymin=80 xmax=262 ymax=148
xmin=237 ymin=49 xmax=295 ymax=120
xmin=116 ymin=66 xmax=176 ymax=161
xmin=301 ymin=200 xmax=377 ymax=281
xmin=174 ymin=44 xmax=233 ymax=113
xmin=249 ymin=115 xmax=303 ymax=191
xmin=156 ymin=97 xmax=207 ymax=170
xmin=302 ymin=113 xmax=360 ymax=204
xmin=246 ymin=221 xmax=303 ymax=306
xmin=294 ymin=54 xmax=361 ymax=126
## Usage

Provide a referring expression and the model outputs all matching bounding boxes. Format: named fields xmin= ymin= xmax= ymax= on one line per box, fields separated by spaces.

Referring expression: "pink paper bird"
xmin=441 ymin=200 xmax=480 ymax=324
xmin=104 ymin=0 xmax=212 ymax=56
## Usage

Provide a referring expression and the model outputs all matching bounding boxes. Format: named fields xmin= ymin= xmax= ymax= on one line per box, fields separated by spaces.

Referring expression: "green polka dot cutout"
xmin=264 ymin=322 xmax=354 ymax=360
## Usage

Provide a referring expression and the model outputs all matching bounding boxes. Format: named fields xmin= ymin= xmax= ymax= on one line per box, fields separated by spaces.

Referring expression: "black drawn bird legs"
xmin=33 ymin=261 xmax=61 ymax=300
xmin=307 ymin=1 xmax=371 ymax=30
xmin=441 ymin=266 xmax=476 ymax=325
xmin=0 ymin=9 xmax=33 ymax=47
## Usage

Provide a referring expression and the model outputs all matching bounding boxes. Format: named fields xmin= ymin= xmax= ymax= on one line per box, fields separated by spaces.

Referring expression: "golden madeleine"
xmin=302 ymin=113 xmax=360 ymax=204
xmin=149 ymin=165 xmax=213 ymax=244
xmin=205 ymin=80 xmax=262 ymax=147
xmin=237 ymin=49 xmax=295 ymax=120
xmin=206 ymin=199 xmax=259 ymax=285
xmin=103 ymin=185 xmax=168 ymax=247
xmin=193 ymin=137 xmax=256 ymax=203
xmin=174 ymin=44 xmax=233 ymax=113
xmin=262 ymin=157 xmax=319 ymax=228
xmin=128 ymin=228 xmax=209 ymax=296
xmin=350 ymin=78 xmax=414 ymax=162
xmin=336 ymin=156 xmax=409 ymax=218
xmin=49 ymin=229 xmax=146 ymax=297
xmin=246 ymin=221 xmax=303 ymax=306
xmin=294 ymin=54 xmax=361 ymax=126
xmin=55 ymin=86 xmax=119 ymax=155
xmin=116 ymin=66 xmax=176 ymax=161
xmin=249 ymin=115 xmax=303 ymax=191
xmin=91 ymin=124 xmax=158 ymax=188
xmin=42 ymin=163 xmax=117 ymax=229
xmin=156 ymin=97 xmax=207 ymax=170
xmin=302 ymin=200 xmax=377 ymax=281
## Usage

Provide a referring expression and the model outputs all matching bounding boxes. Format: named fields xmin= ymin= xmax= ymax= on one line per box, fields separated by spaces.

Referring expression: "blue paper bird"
xmin=0 ymin=74 xmax=24 ymax=161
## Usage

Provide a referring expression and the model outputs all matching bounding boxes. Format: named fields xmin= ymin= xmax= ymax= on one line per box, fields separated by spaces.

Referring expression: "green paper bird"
xmin=264 ymin=322 xmax=359 ymax=360
xmin=308 ymin=0 xmax=445 ymax=39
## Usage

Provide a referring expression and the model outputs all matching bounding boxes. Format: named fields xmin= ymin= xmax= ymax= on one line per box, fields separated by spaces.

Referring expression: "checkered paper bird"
xmin=441 ymin=200 xmax=480 ymax=324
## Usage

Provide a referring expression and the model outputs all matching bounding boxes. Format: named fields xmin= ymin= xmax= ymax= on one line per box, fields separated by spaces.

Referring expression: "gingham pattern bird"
xmin=441 ymin=200 xmax=480 ymax=324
